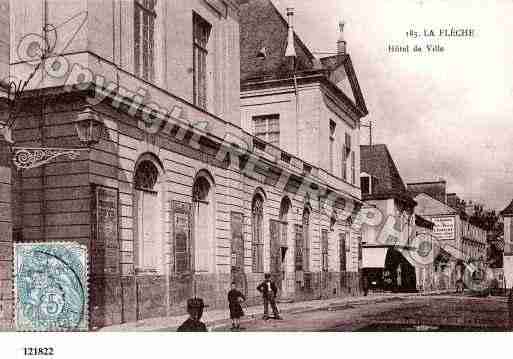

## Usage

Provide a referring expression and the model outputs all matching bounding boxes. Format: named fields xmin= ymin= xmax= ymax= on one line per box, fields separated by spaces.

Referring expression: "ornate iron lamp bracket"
xmin=12 ymin=147 xmax=88 ymax=170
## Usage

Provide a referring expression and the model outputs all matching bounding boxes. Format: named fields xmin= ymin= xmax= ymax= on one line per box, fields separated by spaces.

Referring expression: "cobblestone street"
xmin=213 ymin=294 xmax=512 ymax=332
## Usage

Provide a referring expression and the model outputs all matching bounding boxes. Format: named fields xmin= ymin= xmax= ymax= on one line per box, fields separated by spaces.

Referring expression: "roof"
xmin=239 ymin=0 xmax=316 ymax=82
xmin=407 ymin=181 xmax=447 ymax=204
xmin=413 ymin=193 xmax=458 ymax=217
xmin=501 ymin=199 xmax=513 ymax=216
xmin=239 ymin=0 xmax=368 ymax=116
xmin=360 ymin=144 xmax=416 ymax=207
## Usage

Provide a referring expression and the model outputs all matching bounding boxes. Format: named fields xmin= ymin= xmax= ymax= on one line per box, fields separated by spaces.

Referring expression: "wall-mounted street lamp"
xmin=74 ymin=107 xmax=103 ymax=146
xmin=12 ymin=107 xmax=104 ymax=170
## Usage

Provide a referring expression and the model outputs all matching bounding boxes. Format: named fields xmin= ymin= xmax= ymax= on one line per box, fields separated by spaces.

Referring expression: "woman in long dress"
xmin=228 ymin=282 xmax=246 ymax=330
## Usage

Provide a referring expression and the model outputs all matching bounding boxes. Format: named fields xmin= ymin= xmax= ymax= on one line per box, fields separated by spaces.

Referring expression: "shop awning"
xmin=362 ymin=247 xmax=389 ymax=268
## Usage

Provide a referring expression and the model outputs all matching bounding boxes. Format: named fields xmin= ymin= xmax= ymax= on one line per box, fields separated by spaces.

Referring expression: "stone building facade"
xmin=359 ymin=144 xmax=418 ymax=292
xmin=0 ymin=0 xmax=368 ymax=330
xmin=239 ymin=0 xmax=368 ymax=301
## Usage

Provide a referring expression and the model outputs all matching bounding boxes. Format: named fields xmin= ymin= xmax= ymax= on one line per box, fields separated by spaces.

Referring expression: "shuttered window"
xmin=339 ymin=232 xmax=347 ymax=272
xmin=302 ymin=208 xmax=310 ymax=272
xmin=135 ymin=160 xmax=161 ymax=274
xmin=134 ymin=0 xmax=156 ymax=82
xmin=342 ymin=149 xmax=347 ymax=181
xmin=351 ymin=151 xmax=356 ymax=185
xmin=294 ymin=224 xmax=303 ymax=271
xmin=193 ymin=176 xmax=213 ymax=272
xmin=193 ymin=13 xmax=211 ymax=109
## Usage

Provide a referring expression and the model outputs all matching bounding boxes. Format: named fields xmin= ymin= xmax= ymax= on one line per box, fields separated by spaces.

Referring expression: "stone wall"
xmin=0 ymin=137 xmax=13 ymax=330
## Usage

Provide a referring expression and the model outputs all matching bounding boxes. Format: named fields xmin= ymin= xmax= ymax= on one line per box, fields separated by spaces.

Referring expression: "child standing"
xmin=228 ymin=282 xmax=246 ymax=330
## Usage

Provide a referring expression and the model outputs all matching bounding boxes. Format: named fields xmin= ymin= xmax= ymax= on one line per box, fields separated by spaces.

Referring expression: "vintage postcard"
xmin=0 ymin=0 xmax=511 ymax=357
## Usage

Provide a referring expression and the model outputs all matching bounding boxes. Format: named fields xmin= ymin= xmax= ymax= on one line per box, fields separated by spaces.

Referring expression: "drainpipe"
xmin=285 ymin=8 xmax=300 ymax=157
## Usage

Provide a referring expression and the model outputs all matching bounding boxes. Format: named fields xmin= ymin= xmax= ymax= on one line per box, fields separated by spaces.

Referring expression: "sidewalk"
xmin=99 ymin=290 xmax=452 ymax=332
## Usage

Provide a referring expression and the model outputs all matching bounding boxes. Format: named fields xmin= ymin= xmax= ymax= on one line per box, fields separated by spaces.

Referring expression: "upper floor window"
xmin=329 ymin=120 xmax=336 ymax=173
xmin=253 ymin=114 xmax=280 ymax=146
xmin=193 ymin=13 xmax=211 ymax=109
xmin=342 ymin=132 xmax=351 ymax=181
xmin=351 ymin=152 xmax=356 ymax=185
xmin=134 ymin=0 xmax=156 ymax=82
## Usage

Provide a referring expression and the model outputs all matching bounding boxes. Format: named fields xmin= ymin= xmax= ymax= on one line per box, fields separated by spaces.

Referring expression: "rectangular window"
xmin=342 ymin=132 xmax=351 ymax=181
xmin=134 ymin=0 xmax=156 ymax=82
xmin=351 ymin=152 xmax=356 ymax=185
xmin=342 ymin=149 xmax=347 ymax=181
xmin=361 ymin=176 xmax=370 ymax=195
xmin=253 ymin=114 xmax=280 ymax=146
xmin=193 ymin=13 xmax=211 ymax=109
xmin=329 ymin=120 xmax=336 ymax=173
xmin=321 ymin=229 xmax=329 ymax=272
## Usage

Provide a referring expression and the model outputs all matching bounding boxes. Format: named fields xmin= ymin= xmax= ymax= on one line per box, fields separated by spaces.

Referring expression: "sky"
xmin=272 ymin=0 xmax=513 ymax=211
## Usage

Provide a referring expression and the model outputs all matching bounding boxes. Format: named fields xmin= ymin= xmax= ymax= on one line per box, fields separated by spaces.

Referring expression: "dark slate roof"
xmin=501 ymin=199 xmax=513 ymax=216
xmin=360 ymin=144 xmax=416 ymax=207
xmin=238 ymin=0 xmax=368 ymax=116
xmin=407 ymin=181 xmax=447 ymax=204
xmin=239 ymin=0 xmax=316 ymax=82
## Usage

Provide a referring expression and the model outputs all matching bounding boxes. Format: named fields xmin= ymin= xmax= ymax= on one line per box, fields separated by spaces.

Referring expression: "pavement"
xmin=99 ymin=290 xmax=453 ymax=332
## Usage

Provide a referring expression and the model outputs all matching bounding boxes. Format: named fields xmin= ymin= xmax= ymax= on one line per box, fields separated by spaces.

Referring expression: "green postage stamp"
xmin=13 ymin=243 xmax=88 ymax=331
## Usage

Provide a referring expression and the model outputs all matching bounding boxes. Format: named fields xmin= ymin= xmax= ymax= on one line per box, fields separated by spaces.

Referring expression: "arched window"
xmin=279 ymin=197 xmax=291 ymax=246
xmin=252 ymin=193 xmax=264 ymax=273
xmin=192 ymin=172 xmax=215 ymax=273
xmin=134 ymin=160 xmax=159 ymax=190
xmin=134 ymin=157 xmax=163 ymax=274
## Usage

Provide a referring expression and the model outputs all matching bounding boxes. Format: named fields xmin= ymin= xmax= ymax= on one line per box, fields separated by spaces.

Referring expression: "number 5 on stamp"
xmin=14 ymin=243 xmax=89 ymax=332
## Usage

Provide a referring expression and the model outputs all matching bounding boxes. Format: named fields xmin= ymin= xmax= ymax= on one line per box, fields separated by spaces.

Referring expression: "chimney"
xmin=285 ymin=7 xmax=296 ymax=58
xmin=337 ymin=21 xmax=346 ymax=55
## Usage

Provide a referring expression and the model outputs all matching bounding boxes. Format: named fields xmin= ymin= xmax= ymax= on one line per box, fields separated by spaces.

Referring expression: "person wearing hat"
xmin=257 ymin=274 xmax=282 ymax=320
xmin=177 ymin=298 xmax=208 ymax=332
xmin=228 ymin=282 xmax=246 ymax=330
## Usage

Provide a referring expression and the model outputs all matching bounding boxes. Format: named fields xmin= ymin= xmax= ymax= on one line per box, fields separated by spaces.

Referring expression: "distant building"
xmin=360 ymin=144 xmax=418 ymax=292
xmin=407 ymin=180 xmax=447 ymax=204
xmin=501 ymin=200 xmax=513 ymax=289
xmin=412 ymin=192 xmax=488 ymax=289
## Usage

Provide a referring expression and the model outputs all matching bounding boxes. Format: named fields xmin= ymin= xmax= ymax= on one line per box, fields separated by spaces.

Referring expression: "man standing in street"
xmin=257 ymin=274 xmax=282 ymax=320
